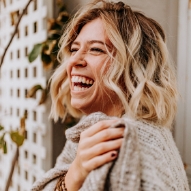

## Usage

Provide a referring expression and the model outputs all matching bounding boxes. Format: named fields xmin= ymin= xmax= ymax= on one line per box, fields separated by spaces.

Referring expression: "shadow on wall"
xmin=64 ymin=0 xmax=89 ymax=14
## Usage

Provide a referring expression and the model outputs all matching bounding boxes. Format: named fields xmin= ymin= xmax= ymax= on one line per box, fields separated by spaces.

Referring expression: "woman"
xmin=32 ymin=0 xmax=189 ymax=190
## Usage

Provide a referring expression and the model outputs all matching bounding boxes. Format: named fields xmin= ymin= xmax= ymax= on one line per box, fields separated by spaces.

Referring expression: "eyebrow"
xmin=71 ymin=40 xmax=111 ymax=49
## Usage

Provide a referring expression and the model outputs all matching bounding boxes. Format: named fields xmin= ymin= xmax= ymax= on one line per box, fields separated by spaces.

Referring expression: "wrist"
xmin=65 ymin=160 xmax=87 ymax=191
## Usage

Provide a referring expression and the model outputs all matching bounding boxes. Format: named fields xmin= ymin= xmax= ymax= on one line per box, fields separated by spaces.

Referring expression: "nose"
xmin=70 ymin=50 xmax=87 ymax=67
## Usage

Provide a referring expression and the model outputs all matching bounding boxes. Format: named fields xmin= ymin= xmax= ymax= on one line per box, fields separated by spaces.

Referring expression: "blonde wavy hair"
xmin=50 ymin=0 xmax=178 ymax=128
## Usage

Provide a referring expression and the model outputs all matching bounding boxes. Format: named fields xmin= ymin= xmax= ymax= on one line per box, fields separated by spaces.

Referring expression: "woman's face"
xmin=67 ymin=18 xmax=122 ymax=116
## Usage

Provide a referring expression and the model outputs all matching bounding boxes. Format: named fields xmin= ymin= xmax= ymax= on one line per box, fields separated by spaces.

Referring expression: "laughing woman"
xmin=32 ymin=0 xmax=189 ymax=191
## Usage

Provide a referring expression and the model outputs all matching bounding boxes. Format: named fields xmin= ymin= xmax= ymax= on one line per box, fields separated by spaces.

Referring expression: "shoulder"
xmin=122 ymin=116 xmax=177 ymax=156
xmin=124 ymin=119 xmax=189 ymax=190
xmin=122 ymin=116 xmax=172 ymax=144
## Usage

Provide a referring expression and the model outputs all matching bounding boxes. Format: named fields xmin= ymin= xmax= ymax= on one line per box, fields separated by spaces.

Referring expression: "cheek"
xmin=96 ymin=60 xmax=111 ymax=78
xmin=66 ymin=60 xmax=71 ymax=76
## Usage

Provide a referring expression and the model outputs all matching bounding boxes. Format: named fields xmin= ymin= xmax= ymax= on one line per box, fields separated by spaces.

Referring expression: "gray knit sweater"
xmin=31 ymin=112 xmax=189 ymax=191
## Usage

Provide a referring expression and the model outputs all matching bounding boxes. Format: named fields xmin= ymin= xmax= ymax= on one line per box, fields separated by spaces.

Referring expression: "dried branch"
xmin=0 ymin=1 xmax=34 ymax=190
xmin=5 ymin=147 xmax=19 ymax=191
xmin=0 ymin=0 xmax=34 ymax=69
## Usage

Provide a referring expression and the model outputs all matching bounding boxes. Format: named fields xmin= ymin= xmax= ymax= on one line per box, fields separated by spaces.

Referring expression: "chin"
xmin=71 ymin=100 xmax=87 ymax=112
xmin=71 ymin=102 xmax=96 ymax=115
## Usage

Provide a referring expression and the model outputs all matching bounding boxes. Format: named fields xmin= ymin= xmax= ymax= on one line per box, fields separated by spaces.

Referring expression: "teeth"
xmin=71 ymin=76 xmax=94 ymax=85
xmin=74 ymin=86 xmax=78 ymax=91
xmin=73 ymin=86 xmax=88 ymax=91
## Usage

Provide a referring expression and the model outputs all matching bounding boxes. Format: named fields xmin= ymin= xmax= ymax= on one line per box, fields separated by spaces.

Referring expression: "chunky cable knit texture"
xmin=31 ymin=112 xmax=189 ymax=191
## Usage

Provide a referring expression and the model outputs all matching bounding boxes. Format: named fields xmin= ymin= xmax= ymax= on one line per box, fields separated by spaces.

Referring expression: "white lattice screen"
xmin=0 ymin=0 xmax=53 ymax=190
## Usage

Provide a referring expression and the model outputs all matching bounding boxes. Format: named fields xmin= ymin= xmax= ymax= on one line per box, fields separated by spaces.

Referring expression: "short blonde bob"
xmin=50 ymin=0 xmax=178 ymax=128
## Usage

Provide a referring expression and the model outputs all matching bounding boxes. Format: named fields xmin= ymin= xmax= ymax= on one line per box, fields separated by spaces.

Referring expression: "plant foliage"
xmin=27 ymin=2 xmax=69 ymax=106
xmin=0 ymin=111 xmax=27 ymax=153
xmin=28 ymin=44 xmax=43 ymax=63
xmin=28 ymin=3 xmax=69 ymax=70
xmin=0 ymin=0 xmax=77 ymax=154
xmin=27 ymin=1 xmax=78 ymax=129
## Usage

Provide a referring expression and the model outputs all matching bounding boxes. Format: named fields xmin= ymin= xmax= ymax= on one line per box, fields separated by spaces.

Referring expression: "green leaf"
xmin=10 ymin=131 xmax=25 ymax=147
xmin=38 ymin=89 xmax=48 ymax=105
xmin=28 ymin=43 xmax=43 ymax=63
xmin=57 ymin=11 xmax=69 ymax=23
xmin=59 ymin=5 xmax=67 ymax=12
xmin=27 ymin=85 xmax=43 ymax=98
xmin=43 ymin=40 xmax=57 ymax=55
xmin=0 ymin=141 xmax=7 ymax=154
xmin=3 ymin=141 xmax=7 ymax=154
xmin=0 ymin=140 xmax=3 ymax=148
xmin=48 ymin=19 xmax=62 ymax=31
xmin=48 ymin=33 xmax=61 ymax=41
xmin=0 ymin=125 xmax=4 ymax=131
xmin=0 ymin=132 xmax=6 ymax=143
xmin=41 ymin=52 xmax=53 ymax=70
xmin=0 ymin=133 xmax=7 ymax=154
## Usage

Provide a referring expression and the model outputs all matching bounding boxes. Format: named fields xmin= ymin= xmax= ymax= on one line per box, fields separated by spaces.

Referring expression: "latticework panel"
xmin=0 ymin=0 xmax=53 ymax=190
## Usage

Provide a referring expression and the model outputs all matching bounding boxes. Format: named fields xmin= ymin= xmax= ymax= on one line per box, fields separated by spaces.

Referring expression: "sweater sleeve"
xmin=31 ymin=140 xmax=78 ymax=191
xmin=137 ymin=123 xmax=190 ymax=191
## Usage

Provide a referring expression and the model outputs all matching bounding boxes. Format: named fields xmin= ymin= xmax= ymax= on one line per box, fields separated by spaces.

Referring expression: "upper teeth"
xmin=71 ymin=76 xmax=94 ymax=85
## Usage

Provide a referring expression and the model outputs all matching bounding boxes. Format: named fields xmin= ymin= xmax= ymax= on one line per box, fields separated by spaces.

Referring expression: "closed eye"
xmin=69 ymin=46 xmax=106 ymax=55
xmin=90 ymin=48 xmax=106 ymax=54
xmin=70 ymin=48 xmax=78 ymax=53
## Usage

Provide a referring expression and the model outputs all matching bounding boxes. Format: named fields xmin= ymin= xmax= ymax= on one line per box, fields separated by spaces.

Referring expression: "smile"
xmin=71 ymin=75 xmax=94 ymax=91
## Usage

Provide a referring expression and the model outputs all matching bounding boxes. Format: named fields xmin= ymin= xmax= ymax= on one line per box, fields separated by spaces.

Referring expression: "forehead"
xmin=74 ymin=18 xmax=109 ymax=44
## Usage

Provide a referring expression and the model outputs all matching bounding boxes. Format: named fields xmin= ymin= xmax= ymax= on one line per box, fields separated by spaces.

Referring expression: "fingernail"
xmin=111 ymin=153 xmax=117 ymax=157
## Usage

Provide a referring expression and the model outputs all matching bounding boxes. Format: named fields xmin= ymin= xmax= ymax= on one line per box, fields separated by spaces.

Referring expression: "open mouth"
xmin=71 ymin=75 xmax=94 ymax=91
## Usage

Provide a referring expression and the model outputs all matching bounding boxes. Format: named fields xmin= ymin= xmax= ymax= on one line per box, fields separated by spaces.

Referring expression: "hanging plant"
xmin=0 ymin=110 xmax=27 ymax=153
xmin=27 ymin=2 xmax=69 ymax=105
xmin=28 ymin=3 xmax=69 ymax=70
xmin=27 ymin=1 xmax=79 ymax=126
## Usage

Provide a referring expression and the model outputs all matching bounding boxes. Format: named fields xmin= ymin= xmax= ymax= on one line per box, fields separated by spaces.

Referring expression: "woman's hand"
xmin=65 ymin=119 xmax=124 ymax=191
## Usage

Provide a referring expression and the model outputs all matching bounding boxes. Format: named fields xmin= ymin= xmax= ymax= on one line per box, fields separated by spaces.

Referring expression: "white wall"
xmin=176 ymin=0 xmax=191 ymax=187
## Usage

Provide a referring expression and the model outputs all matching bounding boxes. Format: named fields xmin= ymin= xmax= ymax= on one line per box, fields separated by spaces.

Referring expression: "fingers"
xmin=92 ymin=127 xmax=124 ymax=143
xmin=80 ymin=127 xmax=124 ymax=149
xmin=81 ymin=119 xmax=118 ymax=138
xmin=82 ymin=150 xmax=118 ymax=172
xmin=81 ymin=138 xmax=123 ymax=161
xmin=75 ymin=119 xmax=124 ymax=177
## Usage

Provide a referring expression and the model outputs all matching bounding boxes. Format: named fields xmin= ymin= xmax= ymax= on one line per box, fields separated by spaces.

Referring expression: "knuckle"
xmin=82 ymin=162 xmax=91 ymax=172
xmin=79 ymin=138 xmax=87 ymax=147
xmin=78 ymin=150 xmax=86 ymax=160
xmin=115 ymin=138 xmax=123 ymax=147
xmin=78 ymin=151 xmax=83 ymax=159
xmin=96 ymin=144 xmax=107 ymax=153
xmin=80 ymin=131 xmax=86 ymax=139
xmin=97 ymin=120 xmax=108 ymax=128
xmin=92 ymin=160 xmax=99 ymax=169
xmin=101 ymin=130 xmax=110 ymax=140
xmin=81 ymin=162 xmax=87 ymax=170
